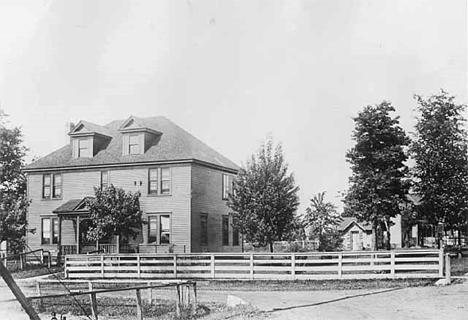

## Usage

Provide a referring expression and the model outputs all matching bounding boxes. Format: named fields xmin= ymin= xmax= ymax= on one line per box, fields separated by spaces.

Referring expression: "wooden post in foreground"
xmin=89 ymin=282 xmax=98 ymax=320
xmin=445 ymin=253 xmax=451 ymax=285
xmin=0 ymin=261 xmax=41 ymax=320
xmin=135 ymin=289 xmax=143 ymax=320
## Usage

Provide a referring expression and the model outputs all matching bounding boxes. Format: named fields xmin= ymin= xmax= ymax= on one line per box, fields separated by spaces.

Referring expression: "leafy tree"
xmin=228 ymin=138 xmax=300 ymax=252
xmin=303 ymin=192 xmax=343 ymax=252
xmin=410 ymin=91 xmax=468 ymax=244
xmin=344 ymin=102 xmax=410 ymax=250
xmin=85 ymin=185 xmax=142 ymax=252
xmin=303 ymin=192 xmax=342 ymax=238
xmin=0 ymin=111 xmax=31 ymax=253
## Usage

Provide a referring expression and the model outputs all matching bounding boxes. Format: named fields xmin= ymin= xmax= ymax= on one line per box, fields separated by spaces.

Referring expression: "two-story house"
xmin=23 ymin=116 xmax=240 ymax=256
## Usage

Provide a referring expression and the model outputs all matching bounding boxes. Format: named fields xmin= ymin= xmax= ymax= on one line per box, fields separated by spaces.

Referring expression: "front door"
xmin=351 ymin=231 xmax=360 ymax=250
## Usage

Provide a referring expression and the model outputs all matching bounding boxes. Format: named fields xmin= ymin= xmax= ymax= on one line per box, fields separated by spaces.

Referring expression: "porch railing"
xmin=60 ymin=245 xmax=77 ymax=255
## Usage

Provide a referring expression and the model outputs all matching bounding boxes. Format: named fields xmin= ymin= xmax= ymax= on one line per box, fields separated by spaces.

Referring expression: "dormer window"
xmin=129 ymin=134 xmax=141 ymax=155
xmin=69 ymin=120 xmax=112 ymax=159
xmin=119 ymin=116 xmax=162 ymax=156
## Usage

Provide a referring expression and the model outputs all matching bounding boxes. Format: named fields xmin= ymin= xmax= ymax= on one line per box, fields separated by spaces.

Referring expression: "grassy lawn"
xmin=195 ymin=278 xmax=435 ymax=291
xmin=451 ymin=256 xmax=468 ymax=276
xmin=33 ymin=296 xmax=263 ymax=320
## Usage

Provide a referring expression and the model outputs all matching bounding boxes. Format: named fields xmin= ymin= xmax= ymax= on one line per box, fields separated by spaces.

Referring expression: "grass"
xmin=10 ymin=264 xmax=63 ymax=279
xmin=33 ymin=296 xmax=262 ymax=320
xmin=451 ymin=256 xmax=468 ymax=276
xmin=195 ymin=278 xmax=435 ymax=291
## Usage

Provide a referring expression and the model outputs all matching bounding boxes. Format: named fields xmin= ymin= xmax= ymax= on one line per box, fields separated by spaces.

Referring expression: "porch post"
xmin=58 ymin=216 xmax=62 ymax=258
xmin=76 ymin=215 xmax=80 ymax=254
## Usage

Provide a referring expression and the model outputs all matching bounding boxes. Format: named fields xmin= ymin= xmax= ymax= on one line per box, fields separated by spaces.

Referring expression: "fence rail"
xmin=65 ymin=249 xmax=444 ymax=280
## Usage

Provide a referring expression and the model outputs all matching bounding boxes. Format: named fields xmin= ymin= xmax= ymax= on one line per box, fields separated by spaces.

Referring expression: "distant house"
xmin=338 ymin=218 xmax=372 ymax=250
xmin=339 ymin=216 xmax=403 ymax=250
xmin=23 ymin=116 xmax=240 ymax=256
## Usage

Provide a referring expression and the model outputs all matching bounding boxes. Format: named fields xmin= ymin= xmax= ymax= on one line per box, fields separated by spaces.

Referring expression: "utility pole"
xmin=0 ymin=259 xmax=41 ymax=320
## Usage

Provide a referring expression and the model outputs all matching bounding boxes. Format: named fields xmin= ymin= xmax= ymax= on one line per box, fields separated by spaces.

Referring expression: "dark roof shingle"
xmin=25 ymin=116 xmax=239 ymax=171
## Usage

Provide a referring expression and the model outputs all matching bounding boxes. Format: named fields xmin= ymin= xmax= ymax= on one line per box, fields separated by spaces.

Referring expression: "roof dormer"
xmin=118 ymin=116 xmax=161 ymax=155
xmin=69 ymin=120 xmax=112 ymax=159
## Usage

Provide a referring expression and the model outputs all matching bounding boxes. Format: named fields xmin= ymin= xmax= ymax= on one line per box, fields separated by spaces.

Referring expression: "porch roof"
xmin=52 ymin=197 xmax=93 ymax=214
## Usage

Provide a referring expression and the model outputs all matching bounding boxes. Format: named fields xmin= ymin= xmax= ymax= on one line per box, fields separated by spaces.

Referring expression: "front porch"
xmin=52 ymin=198 xmax=186 ymax=258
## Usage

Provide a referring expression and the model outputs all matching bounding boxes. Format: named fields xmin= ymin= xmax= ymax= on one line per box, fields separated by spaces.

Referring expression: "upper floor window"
xmin=100 ymin=171 xmax=109 ymax=189
xmin=222 ymin=174 xmax=234 ymax=200
xmin=43 ymin=173 xmax=62 ymax=199
xmin=148 ymin=214 xmax=171 ymax=245
xmin=78 ymin=139 xmax=90 ymax=158
xmin=148 ymin=167 xmax=171 ymax=195
xmin=129 ymin=134 xmax=140 ymax=155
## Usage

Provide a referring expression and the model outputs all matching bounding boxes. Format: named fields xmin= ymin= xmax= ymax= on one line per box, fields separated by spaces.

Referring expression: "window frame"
xmin=222 ymin=215 xmax=230 ymax=246
xmin=41 ymin=217 xmax=59 ymax=245
xmin=200 ymin=213 xmax=208 ymax=246
xmin=78 ymin=138 xmax=90 ymax=158
xmin=43 ymin=173 xmax=62 ymax=199
xmin=231 ymin=216 xmax=240 ymax=246
xmin=147 ymin=167 xmax=171 ymax=196
xmin=147 ymin=213 xmax=172 ymax=245
xmin=100 ymin=171 xmax=109 ymax=189
xmin=222 ymin=174 xmax=233 ymax=200
xmin=128 ymin=134 xmax=140 ymax=155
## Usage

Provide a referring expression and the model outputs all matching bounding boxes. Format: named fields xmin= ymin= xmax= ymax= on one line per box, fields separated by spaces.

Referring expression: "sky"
xmin=0 ymin=0 xmax=466 ymax=213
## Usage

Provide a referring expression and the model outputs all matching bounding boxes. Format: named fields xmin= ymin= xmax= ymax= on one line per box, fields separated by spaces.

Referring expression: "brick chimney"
xmin=66 ymin=122 xmax=75 ymax=144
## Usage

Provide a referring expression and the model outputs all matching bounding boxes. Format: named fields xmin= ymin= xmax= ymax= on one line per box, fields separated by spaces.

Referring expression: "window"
xmin=222 ymin=174 xmax=234 ymax=200
xmin=161 ymin=168 xmax=171 ymax=194
xmin=200 ymin=213 xmax=208 ymax=246
xmin=222 ymin=215 xmax=229 ymax=246
xmin=100 ymin=171 xmax=109 ymax=189
xmin=43 ymin=174 xmax=62 ymax=199
xmin=78 ymin=139 xmax=90 ymax=158
xmin=148 ymin=168 xmax=171 ymax=195
xmin=129 ymin=134 xmax=140 ymax=154
xmin=41 ymin=218 xmax=59 ymax=245
xmin=232 ymin=216 xmax=240 ymax=246
xmin=148 ymin=214 xmax=171 ymax=245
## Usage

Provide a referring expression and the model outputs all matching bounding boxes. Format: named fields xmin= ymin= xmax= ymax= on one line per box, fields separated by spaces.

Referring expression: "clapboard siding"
xmin=191 ymin=164 xmax=240 ymax=253
xmin=26 ymin=165 xmax=192 ymax=252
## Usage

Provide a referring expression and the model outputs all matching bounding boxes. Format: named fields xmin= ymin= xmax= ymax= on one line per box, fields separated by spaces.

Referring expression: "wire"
xmin=23 ymin=244 xmax=92 ymax=320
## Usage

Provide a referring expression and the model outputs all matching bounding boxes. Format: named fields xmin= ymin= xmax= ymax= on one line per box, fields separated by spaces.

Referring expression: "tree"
xmin=303 ymin=192 xmax=343 ymax=251
xmin=228 ymin=138 xmax=300 ymax=252
xmin=410 ymin=91 xmax=468 ymax=245
xmin=344 ymin=102 xmax=410 ymax=250
xmin=0 ymin=111 xmax=31 ymax=253
xmin=85 ymin=185 xmax=142 ymax=253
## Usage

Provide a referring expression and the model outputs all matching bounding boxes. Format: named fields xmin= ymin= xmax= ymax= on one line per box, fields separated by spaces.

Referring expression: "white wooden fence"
xmin=65 ymin=249 xmax=444 ymax=280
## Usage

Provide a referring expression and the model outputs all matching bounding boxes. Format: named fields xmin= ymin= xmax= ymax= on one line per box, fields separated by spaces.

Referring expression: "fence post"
xmin=137 ymin=254 xmax=141 ymax=279
xmin=175 ymin=284 xmax=181 ymax=317
xmin=445 ymin=253 xmax=451 ymax=285
xmin=338 ymin=252 xmax=343 ymax=278
xmin=210 ymin=254 xmax=215 ymax=279
xmin=147 ymin=282 xmax=152 ymax=305
xmin=89 ymin=282 xmax=98 ymax=320
xmin=36 ymin=281 xmax=43 ymax=310
xmin=101 ymin=255 xmax=104 ymax=279
xmin=173 ymin=255 xmax=178 ymax=278
xmin=291 ymin=254 xmax=296 ymax=280
xmin=250 ymin=253 xmax=254 ymax=280
xmin=390 ymin=251 xmax=395 ymax=278
xmin=439 ymin=249 xmax=444 ymax=277
xmin=135 ymin=289 xmax=143 ymax=320
xmin=40 ymin=250 xmax=44 ymax=265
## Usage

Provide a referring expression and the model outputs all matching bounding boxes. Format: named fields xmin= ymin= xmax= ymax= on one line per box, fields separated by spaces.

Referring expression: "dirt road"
xmin=2 ymin=277 xmax=468 ymax=320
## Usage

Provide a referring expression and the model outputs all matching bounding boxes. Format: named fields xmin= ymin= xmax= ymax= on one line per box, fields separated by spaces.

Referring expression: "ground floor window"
xmin=200 ymin=213 xmax=208 ymax=246
xmin=222 ymin=215 xmax=229 ymax=246
xmin=41 ymin=217 xmax=59 ymax=245
xmin=148 ymin=214 xmax=171 ymax=245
